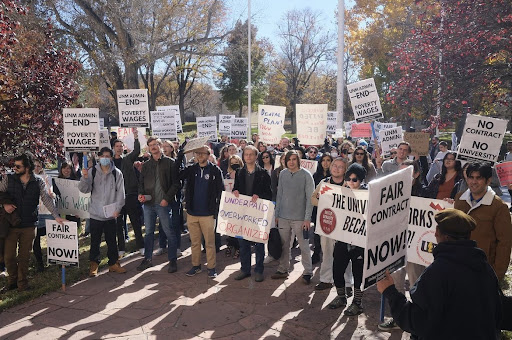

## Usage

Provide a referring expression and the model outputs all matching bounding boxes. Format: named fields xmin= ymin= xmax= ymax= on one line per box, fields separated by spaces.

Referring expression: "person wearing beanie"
xmin=377 ymin=209 xmax=502 ymax=339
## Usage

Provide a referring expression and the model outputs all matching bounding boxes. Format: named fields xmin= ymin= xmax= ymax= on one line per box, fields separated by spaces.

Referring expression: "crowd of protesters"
xmin=0 ymin=130 xmax=511 ymax=339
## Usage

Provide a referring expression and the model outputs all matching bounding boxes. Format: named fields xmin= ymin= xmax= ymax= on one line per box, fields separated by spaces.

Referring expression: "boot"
xmin=89 ymin=261 xmax=99 ymax=277
xmin=109 ymin=262 xmax=127 ymax=274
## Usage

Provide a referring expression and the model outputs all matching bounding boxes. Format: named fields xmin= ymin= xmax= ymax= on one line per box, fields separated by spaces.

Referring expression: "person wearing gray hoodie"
xmin=79 ymin=147 xmax=126 ymax=276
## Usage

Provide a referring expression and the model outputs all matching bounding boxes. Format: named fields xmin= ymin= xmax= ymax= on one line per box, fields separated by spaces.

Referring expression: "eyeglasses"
xmin=346 ymin=177 xmax=360 ymax=182
xmin=309 ymin=151 xmax=317 ymax=154
xmin=14 ymin=164 xmax=24 ymax=169
xmin=355 ymin=153 xmax=365 ymax=156
xmin=390 ymin=151 xmax=397 ymax=155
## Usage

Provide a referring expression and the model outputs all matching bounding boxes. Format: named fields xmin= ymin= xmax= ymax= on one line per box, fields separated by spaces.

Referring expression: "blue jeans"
xmin=158 ymin=200 xmax=182 ymax=249
xmin=143 ymin=204 xmax=176 ymax=261
xmin=239 ymin=239 xmax=264 ymax=274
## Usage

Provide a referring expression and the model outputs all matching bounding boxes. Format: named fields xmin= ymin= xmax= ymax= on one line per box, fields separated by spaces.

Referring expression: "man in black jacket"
xmin=178 ymin=145 xmax=224 ymax=278
xmin=377 ymin=208 xmax=501 ymax=340
xmin=232 ymin=145 xmax=272 ymax=282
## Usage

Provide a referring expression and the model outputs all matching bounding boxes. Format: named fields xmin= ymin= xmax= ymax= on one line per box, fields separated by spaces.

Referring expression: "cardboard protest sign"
xmin=326 ymin=111 xmax=337 ymax=134
xmin=156 ymin=105 xmax=182 ymax=133
xmin=46 ymin=220 xmax=79 ymax=267
xmin=456 ymin=114 xmax=507 ymax=164
xmin=372 ymin=122 xmax=397 ymax=143
xmin=362 ymin=166 xmax=412 ymax=290
xmin=258 ymin=105 xmax=286 ymax=144
xmin=117 ymin=89 xmax=150 ymax=128
xmin=196 ymin=116 xmax=217 ymax=140
xmin=300 ymin=159 xmax=318 ymax=175
xmin=184 ymin=136 xmax=210 ymax=153
xmin=496 ymin=162 xmax=512 ymax=186
xmin=351 ymin=123 xmax=372 ymax=138
xmin=315 ymin=183 xmax=369 ymax=247
xmin=296 ymin=104 xmax=328 ymax=145
xmin=407 ymin=197 xmax=452 ymax=266
xmin=347 ymin=78 xmax=383 ymax=123
xmin=344 ymin=120 xmax=356 ymax=137
xmin=217 ymin=191 xmax=274 ymax=243
xmin=404 ymin=132 xmax=430 ymax=156
xmin=99 ymin=129 xmax=110 ymax=149
xmin=150 ymin=110 xmax=177 ymax=140
xmin=54 ymin=178 xmax=91 ymax=219
xmin=112 ymin=127 xmax=147 ymax=151
xmin=219 ymin=114 xmax=235 ymax=136
xmin=379 ymin=126 xmax=403 ymax=155
xmin=224 ymin=179 xmax=235 ymax=192
xmin=231 ymin=118 xmax=248 ymax=139
xmin=63 ymin=108 xmax=100 ymax=152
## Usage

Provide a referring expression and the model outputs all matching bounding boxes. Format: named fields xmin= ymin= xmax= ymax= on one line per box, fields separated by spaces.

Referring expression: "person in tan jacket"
xmin=453 ymin=162 xmax=512 ymax=281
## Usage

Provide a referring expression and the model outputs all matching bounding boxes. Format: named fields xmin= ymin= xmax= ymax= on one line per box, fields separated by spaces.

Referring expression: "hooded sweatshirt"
xmin=78 ymin=162 xmax=125 ymax=221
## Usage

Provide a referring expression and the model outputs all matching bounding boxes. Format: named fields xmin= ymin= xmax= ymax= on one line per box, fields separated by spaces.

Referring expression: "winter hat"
xmin=435 ymin=208 xmax=476 ymax=239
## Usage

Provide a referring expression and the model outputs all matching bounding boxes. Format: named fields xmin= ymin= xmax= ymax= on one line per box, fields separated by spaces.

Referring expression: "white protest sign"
xmin=296 ymin=104 xmax=328 ymax=145
xmin=258 ymin=105 xmax=286 ymax=144
xmin=372 ymin=122 xmax=397 ymax=143
xmin=217 ymin=191 xmax=274 ymax=243
xmin=456 ymin=114 xmax=507 ymax=164
xmin=196 ymin=116 xmax=217 ymax=140
xmin=347 ymin=78 xmax=383 ymax=123
xmin=112 ymin=127 xmax=147 ymax=151
xmin=326 ymin=111 xmax=337 ymax=134
xmin=63 ymin=108 xmax=100 ymax=152
xmin=407 ymin=197 xmax=453 ymax=266
xmin=231 ymin=118 xmax=248 ymax=139
xmin=150 ymin=110 xmax=177 ymax=140
xmin=315 ymin=183 xmax=368 ymax=247
xmin=333 ymin=128 xmax=344 ymax=139
xmin=379 ymin=126 xmax=403 ymax=155
xmin=362 ymin=166 xmax=412 ymax=290
xmin=46 ymin=220 xmax=79 ymax=267
xmin=224 ymin=178 xmax=235 ymax=192
xmin=344 ymin=120 xmax=356 ymax=137
xmin=219 ymin=114 xmax=235 ymax=136
xmin=117 ymin=89 xmax=150 ymax=128
xmin=300 ymin=159 xmax=318 ymax=175
xmin=54 ymin=178 xmax=91 ymax=219
xmin=184 ymin=136 xmax=210 ymax=153
xmin=156 ymin=105 xmax=183 ymax=133
xmin=99 ymin=118 xmax=105 ymax=129
xmin=99 ymin=129 xmax=110 ymax=149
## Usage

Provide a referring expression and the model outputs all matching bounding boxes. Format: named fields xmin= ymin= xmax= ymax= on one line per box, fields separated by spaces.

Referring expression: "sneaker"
xmin=254 ymin=272 xmax=264 ymax=282
xmin=167 ymin=260 xmax=177 ymax=273
xmin=186 ymin=266 xmax=201 ymax=277
xmin=346 ymin=287 xmax=353 ymax=298
xmin=235 ymin=271 xmax=251 ymax=281
xmin=344 ymin=303 xmax=363 ymax=316
xmin=271 ymin=271 xmax=289 ymax=279
xmin=328 ymin=295 xmax=347 ymax=309
xmin=89 ymin=261 xmax=99 ymax=277
xmin=109 ymin=263 xmax=127 ymax=274
xmin=263 ymin=255 xmax=275 ymax=264
xmin=302 ymin=274 xmax=312 ymax=285
xmin=139 ymin=248 xmax=145 ymax=256
xmin=378 ymin=318 xmax=400 ymax=331
xmin=136 ymin=259 xmax=152 ymax=271
xmin=207 ymin=268 xmax=217 ymax=278
xmin=176 ymin=249 xmax=182 ymax=257
xmin=315 ymin=282 xmax=333 ymax=291
xmin=154 ymin=248 xmax=166 ymax=256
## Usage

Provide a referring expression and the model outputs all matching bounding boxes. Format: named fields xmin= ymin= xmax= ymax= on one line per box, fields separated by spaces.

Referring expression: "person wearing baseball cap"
xmin=377 ymin=209 xmax=502 ymax=339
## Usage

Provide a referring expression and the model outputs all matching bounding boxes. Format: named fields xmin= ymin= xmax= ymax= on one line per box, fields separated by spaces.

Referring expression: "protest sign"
xmin=315 ymin=183 xmax=369 ymax=247
xmin=99 ymin=118 xmax=104 ymax=129
xmin=184 ymin=136 xmax=210 ymax=153
xmin=326 ymin=111 xmax=337 ymax=134
xmin=332 ymin=128 xmax=344 ymax=139
xmin=54 ymin=178 xmax=91 ymax=219
xmin=156 ymin=105 xmax=182 ymax=133
xmin=99 ymin=129 xmax=110 ymax=149
xmin=117 ymin=89 xmax=150 ymax=128
xmin=404 ymin=132 xmax=430 ymax=156
xmin=351 ymin=123 xmax=372 ymax=138
xmin=372 ymin=122 xmax=397 ymax=143
xmin=300 ymin=159 xmax=318 ymax=175
xmin=344 ymin=120 xmax=356 ymax=137
xmin=219 ymin=114 xmax=235 ymax=136
xmin=46 ymin=220 xmax=79 ymax=267
xmin=258 ymin=105 xmax=286 ymax=144
xmin=347 ymin=78 xmax=383 ymax=123
xmin=407 ymin=197 xmax=453 ymax=266
xmin=362 ymin=166 xmax=412 ymax=290
xmin=379 ymin=126 xmax=403 ymax=154
xmin=296 ymin=104 xmax=328 ymax=145
xmin=217 ymin=191 xmax=274 ymax=243
xmin=496 ymin=162 xmax=512 ymax=186
xmin=231 ymin=118 xmax=248 ymax=139
xmin=196 ymin=116 xmax=217 ymax=140
xmin=112 ymin=127 xmax=147 ymax=151
xmin=150 ymin=110 xmax=177 ymax=140
xmin=224 ymin=178 xmax=235 ymax=192
xmin=456 ymin=114 xmax=507 ymax=164
xmin=63 ymin=108 xmax=100 ymax=152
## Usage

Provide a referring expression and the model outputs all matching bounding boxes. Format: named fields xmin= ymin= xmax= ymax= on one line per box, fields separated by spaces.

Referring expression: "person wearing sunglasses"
xmin=350 ymin=146 xmax=377 ymax=183
xmin=257 ymin=151 xmax=274 ymax=176
xmin=306 ymin=146 xmax=320 ymax=161
xmin=0 ymin=152 xmax=65 ymax=292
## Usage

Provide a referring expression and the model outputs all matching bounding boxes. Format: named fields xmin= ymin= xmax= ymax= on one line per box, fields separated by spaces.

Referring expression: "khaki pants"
xmin=5 ymin=227 xmax=36 ymax=289
xmin=187 ymin=214 xmax=216 ymax=269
